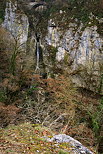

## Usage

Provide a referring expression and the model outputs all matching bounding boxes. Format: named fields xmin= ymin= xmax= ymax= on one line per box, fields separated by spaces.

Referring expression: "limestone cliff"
xmin=46 ymin=17 xmax=103 ymax=92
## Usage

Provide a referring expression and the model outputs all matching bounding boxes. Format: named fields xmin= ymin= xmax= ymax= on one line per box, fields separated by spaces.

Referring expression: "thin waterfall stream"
xmin=35 ymin=33 xmax=40 ymax=72
xmin=36 ymin=41 xmax=40 ymax=71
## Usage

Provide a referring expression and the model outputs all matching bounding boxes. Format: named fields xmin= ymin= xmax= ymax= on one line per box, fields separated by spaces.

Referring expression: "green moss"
xmin=0 ymin=123 xmax=75 ymax=153
xmin=59 ymin=150 xmax=69 ymax=154
xmin=64 ymin=53 xmax=69 ymax=65
xmin=47 ymin=46 xmax=58 ymax=63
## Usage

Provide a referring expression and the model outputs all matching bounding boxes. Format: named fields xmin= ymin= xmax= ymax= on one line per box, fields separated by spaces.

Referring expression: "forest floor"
xmin=0 ymin=122 xmax=95 ymax=154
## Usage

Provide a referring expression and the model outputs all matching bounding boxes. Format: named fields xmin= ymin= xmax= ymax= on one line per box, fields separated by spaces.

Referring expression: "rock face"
xmin=46 ymin=134 xmax=93 ymax=154
xmin=46 ymin=19 xmax=103 ymax=92
xmin=2 ymin=0 xmax=103 ymax=92
xmin=2 ymin=1 xmax=29 ymax=47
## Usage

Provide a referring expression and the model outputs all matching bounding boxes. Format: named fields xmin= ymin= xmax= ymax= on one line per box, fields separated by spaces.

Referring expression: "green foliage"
xmin=87 ymin=111 xmax=100 ymax=136
xmin=45 ymin=0 xmax=52 ymax=2
xmin=69 ymin=0 xmax=103 ymax=21
xmin=10 ymin=38 xmax=23 ymax=75
xmin=0 ymin=11 xmax=4 ymax=24
xmin=27 ymin=84 xmax=39 ymax=95
xmin=48 ymin=46 xmax=58 ymax=63
xmin=0 ymin=91 xmax=7 ymax=102
xmin=76 ymin=95 xmax=102 ymax=143
xmin=49 ymin=5 xmax=60 ymax=14
xmin=87 ymin=97 xmax=103 ymax=137
xmin=10 ymin=40 xmax=18 ymax=75
xmin=48 ymin=0 xmax=103 ymax=24
xmin=10 ymin=51 xmax=18 ymax=75
xmin=43 ymin=0 xmax=66 ymax=19
xmin=59 ymin=150 xmax=68 ymax=154
xmin=64 ymin=53 xmax=69 ymax=65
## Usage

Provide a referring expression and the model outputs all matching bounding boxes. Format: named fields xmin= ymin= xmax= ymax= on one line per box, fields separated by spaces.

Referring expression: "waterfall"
xmin=35 ymin=33 xmax=42 ymax=72
xmin=35 ymin=41 xmax=40 ymax=71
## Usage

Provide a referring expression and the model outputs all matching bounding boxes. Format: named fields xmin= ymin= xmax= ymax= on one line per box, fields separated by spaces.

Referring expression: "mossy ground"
xmin=0 ymin=123 xmax=73 ymax=154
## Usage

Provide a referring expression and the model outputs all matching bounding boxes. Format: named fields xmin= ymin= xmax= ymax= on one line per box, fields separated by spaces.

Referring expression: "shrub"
xmin=17 ymin=73 xmax=76 ymax=131
xmin=0 ymin=103 xmax=21 ymax=127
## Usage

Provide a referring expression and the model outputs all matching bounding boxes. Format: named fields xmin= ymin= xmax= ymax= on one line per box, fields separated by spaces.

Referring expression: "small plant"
xmin=10 ymin=42 xmax=18 ymax=75
xmin=87 ymin=97 xmax=103 ymax=137
xmin=0 ymin=91 xmax=7 ymax=102
xmin=59 ymin=150 xmax=68 ymax=154
xmin=87 ymin=110 xmax=100 ymax=136
xmin=48 ymin=46 xmax=58 ymax=63
xmin=27 ymin=84 xmax=39 ymax=95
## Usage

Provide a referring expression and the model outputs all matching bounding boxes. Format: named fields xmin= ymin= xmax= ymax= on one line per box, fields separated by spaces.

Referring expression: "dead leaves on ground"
xmin=0 ymin=123 xmax=72 ymax=154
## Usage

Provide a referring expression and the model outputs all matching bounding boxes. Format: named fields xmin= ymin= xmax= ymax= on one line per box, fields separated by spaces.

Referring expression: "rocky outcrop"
xmin=45 ymin=134 xmax=93 ymax=154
